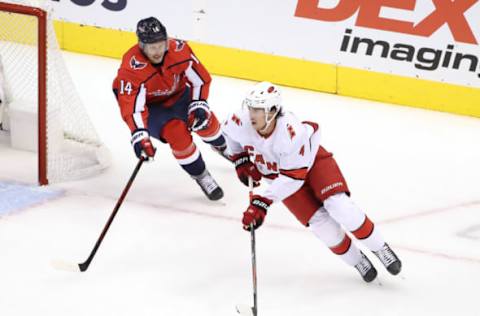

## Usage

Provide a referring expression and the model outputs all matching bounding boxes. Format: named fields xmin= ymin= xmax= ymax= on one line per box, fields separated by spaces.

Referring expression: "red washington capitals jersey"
xmin=112 ymin=39 xmax=211 ymax=132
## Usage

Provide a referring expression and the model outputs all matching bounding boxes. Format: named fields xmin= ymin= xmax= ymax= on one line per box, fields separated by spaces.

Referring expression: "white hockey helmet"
xmin=243 ymin=81 xmax=282 ymax=132
xmin=243 ymin=81 xmax=282 ymax=113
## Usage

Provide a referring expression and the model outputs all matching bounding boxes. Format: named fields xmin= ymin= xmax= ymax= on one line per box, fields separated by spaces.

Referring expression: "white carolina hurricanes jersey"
xmin=222 ymin=109 xmax=321 ymax=202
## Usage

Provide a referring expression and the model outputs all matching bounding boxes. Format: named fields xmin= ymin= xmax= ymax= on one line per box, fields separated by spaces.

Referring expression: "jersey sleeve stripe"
xmin=191 ymin=53 xmax=200 ymax=64
xmin=132 ymin=83 xmax=146 ymax=129
xmin=280 ymin=167 xmax=308 ymax=180
xmin=185 ymin=62 xmax=205 ymax=100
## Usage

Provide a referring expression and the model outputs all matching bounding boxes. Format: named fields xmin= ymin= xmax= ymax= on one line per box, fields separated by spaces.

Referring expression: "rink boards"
xmin=47 ymin=0 xmax=480 ymax=118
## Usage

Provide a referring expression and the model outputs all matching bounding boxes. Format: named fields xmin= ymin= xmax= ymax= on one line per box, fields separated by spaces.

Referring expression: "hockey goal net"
xmin=0 ymin=0 xmax=109 ymax=185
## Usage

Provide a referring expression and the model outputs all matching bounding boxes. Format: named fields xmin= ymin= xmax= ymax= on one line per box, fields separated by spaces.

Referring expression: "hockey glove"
xmin=188 ymin=100 xmax=211 ymax=131
xmin=232 ymin=152 xmax=262 ymax=187
xmin=243 ymin=195 xmax=272 ymax=231
xmin=131 ymin=129 xmax=156 ymax=161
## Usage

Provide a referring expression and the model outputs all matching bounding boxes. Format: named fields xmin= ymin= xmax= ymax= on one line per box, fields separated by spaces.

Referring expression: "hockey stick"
xmin=52 ymin=157 xmax=145 ymax=272
xmin=236 ymin=177 xmax=258 ymax=316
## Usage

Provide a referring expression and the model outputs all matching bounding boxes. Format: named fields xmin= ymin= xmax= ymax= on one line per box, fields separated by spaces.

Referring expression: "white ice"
xmin=1 ymin=52 xmax=480 ymax=316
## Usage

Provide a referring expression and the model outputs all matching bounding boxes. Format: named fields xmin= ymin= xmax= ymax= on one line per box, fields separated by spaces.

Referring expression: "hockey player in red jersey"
xmin=223 ymin=81 xmax=402 ymax=282
xmin=113 ymin=17 xmax=227 ymax=200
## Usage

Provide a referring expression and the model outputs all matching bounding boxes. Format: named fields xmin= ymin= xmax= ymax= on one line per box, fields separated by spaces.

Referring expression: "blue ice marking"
xmin=0 ymin=181 xmax=64 ymax=216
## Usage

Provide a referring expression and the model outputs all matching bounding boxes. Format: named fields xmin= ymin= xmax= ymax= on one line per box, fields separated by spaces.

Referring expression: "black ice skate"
xmin=373 ymin=243 xmax=402 ymax=275
xmin=354 ymin=252 xmax=378 ymax=283
xmin=192 ymin=169 xmax=224 ymax=201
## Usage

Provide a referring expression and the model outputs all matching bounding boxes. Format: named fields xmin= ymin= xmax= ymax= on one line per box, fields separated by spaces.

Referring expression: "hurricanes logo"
xmin=130 ymin=56 xmax=147 ymax=70
xmin=287 ymin=124 xmax=296 ymax=139
xmin=231 ymin=114 xmax=242 ymax=126
xmin=299 ymin=145 xmax=305 ymax=156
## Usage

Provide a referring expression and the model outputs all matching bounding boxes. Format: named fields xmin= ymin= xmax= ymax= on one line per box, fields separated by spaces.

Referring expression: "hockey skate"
xmin=354 ymin=252 xmax=378 ymax=283
xmin=192 ymin=169 xmax=224 ymax=201
xmin=373 ymin=243 xmax=402 ymax=275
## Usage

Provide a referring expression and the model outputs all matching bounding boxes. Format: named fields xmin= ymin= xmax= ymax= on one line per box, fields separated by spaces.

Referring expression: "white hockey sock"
xmin=324 ymin=193 xmax=385 ymax=252
xmin=309 ymin=208 xmax=361 ymax=266
xmin=351 ymin=216 xmax=385 ymax=252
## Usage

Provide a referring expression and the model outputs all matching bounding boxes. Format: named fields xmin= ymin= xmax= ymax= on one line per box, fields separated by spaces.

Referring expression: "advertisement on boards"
xmin=49 ymin=0 xmax=480 ymax=87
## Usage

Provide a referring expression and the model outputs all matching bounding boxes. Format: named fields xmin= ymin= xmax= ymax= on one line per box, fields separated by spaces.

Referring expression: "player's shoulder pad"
xmin=167 ymin=38 xmax=192 ymax=61
xmin=118 ymin=45 xmax=155 ymax=83
xmin=168 ymin=38 xmax=190 ymax=53
xmin=273 ymin=112 xmax=307 ymax=154
xmin=121 ymin=45 xmax=148 ymax=70
xmin=164 ymin=39 xmax=195 ymax=72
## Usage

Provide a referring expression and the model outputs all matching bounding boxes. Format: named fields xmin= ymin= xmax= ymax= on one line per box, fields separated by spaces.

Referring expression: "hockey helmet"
xmin=243 ymin=81 xmax=282 ymax=113
xmin=136 ymin=17 xmax=167 ymax=44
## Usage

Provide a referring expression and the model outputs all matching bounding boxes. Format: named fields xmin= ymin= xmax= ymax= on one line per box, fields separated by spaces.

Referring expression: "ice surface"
xmin=1 ymin=52 xmax=480 ymax=316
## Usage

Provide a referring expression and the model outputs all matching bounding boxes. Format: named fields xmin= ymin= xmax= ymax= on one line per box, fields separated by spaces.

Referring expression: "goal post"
xmin=0 ymin=0 xmax=110 ymax=185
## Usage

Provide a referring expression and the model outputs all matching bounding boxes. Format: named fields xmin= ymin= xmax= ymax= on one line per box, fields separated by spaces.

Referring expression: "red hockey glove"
xmin=232 ymin=152 xmax=262 ymax=187
xmin=188 ymin=100 xmax=211 ymax=131
xmin=242 ymin=195 xmax=272 ymax=231
xmin=131 ymin=129 xmax=156 ymax=161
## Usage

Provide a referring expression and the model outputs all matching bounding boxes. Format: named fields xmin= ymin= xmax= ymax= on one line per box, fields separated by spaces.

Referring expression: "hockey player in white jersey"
xmin=222 ymin=81 xmax=402 ymax=282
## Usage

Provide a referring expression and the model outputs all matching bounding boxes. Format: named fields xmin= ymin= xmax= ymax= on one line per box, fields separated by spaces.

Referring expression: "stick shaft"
xmin=79 ymin=157 xmax=145 ymax=271
xmin=248 ymin=177 xmax=257 ymax=316
xmin=251 ymin=224 xmax=257 ymax=316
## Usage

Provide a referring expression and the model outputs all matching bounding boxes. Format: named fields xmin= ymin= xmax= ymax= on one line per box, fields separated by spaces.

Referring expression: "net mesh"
xmin=0 ymin=0 xmax=110 ymax=183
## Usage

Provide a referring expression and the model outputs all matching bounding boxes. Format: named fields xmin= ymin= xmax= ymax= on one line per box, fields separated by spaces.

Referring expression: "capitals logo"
xmin=174 ymin=40 xmax=185 ymax=52
xmin=130 ymin=56 xmax=147 ymax=70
